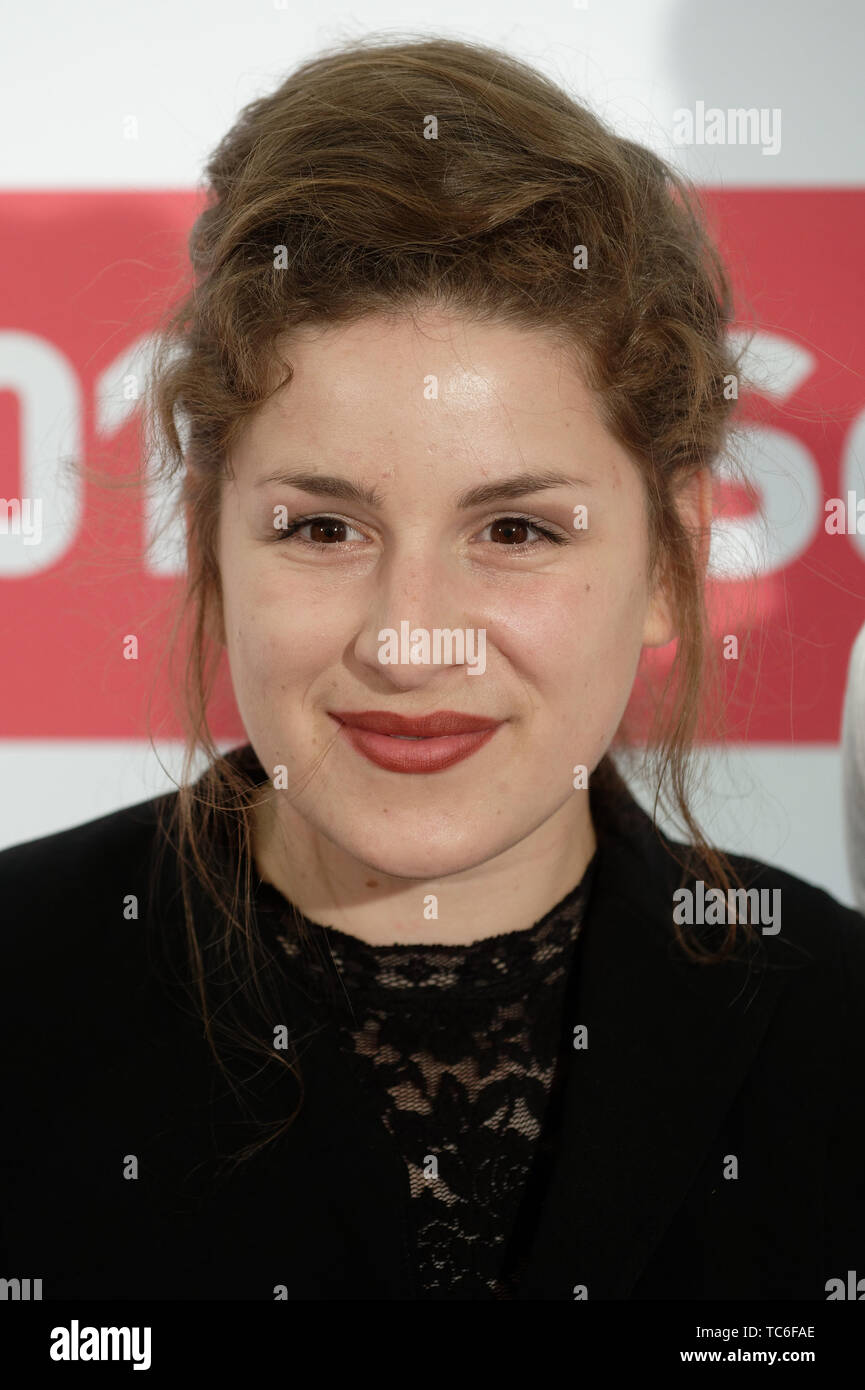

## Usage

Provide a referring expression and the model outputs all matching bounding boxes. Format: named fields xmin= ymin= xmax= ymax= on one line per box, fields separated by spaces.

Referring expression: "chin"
xmin=337 ymin=828 xmax=503 ymax=882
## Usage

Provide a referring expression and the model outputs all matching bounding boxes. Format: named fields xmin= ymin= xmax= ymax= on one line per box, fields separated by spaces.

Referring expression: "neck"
xmin=250 ymin=789 xmax=597 ymax=947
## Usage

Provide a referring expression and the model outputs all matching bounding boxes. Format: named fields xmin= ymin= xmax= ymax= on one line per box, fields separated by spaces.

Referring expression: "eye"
xmin=274 ymin=515 xmax=366 ymax=545
xmin=478 ymin=516 xmax=567 ymax=549
xmin=271 ymin=512 xmax=569 ymax=551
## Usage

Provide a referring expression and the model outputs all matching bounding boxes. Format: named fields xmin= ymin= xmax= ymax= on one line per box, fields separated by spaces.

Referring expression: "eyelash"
xmin=270 ymin=513 xmax=569 ymax=553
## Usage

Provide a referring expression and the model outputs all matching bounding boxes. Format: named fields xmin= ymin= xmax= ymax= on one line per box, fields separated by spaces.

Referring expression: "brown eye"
xmin=308 ymin=518 xmax=347 ymax=543
xmin=476 ymin=516 xmax=566 ymax=549
xmin=489 ymin=517 xmax=531 ymax=545
xmin=277 ymin=515 xmax=362 ymax=544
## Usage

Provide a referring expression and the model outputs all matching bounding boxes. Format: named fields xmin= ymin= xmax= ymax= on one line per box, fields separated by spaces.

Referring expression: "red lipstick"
xmin=329 ymin=709 xmax=503 ymax=773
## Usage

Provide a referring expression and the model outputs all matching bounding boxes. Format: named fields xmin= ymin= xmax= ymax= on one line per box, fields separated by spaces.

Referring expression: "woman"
xmin=2 ymin=34 xmax=864 ymax=1303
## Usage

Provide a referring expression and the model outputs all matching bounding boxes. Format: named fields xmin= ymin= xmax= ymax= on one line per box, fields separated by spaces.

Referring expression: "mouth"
xmin=328 ymin=709 xmax=503 ymax=773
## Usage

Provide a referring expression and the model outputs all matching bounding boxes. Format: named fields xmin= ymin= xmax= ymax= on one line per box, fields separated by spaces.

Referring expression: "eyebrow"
xmin=254 ymin=468 xmax=593 ymax=509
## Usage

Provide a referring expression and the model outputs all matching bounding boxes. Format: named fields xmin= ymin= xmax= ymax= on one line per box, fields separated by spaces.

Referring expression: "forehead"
xmin=234 ymin=312 xmax=620 ymax=481
xmin=263 ymin=310 xmax=585 ymax=394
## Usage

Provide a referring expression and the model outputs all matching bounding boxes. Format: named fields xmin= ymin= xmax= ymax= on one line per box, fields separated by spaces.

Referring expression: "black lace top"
xmin=253 ymin=853 xmax=598 ymax=1300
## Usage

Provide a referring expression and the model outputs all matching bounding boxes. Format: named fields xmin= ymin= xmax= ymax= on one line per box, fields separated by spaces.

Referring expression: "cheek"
xmin=223 ymin=562 xmax=352 ymax=702
xmin=489 ymin=565 xmax=647 ymax=684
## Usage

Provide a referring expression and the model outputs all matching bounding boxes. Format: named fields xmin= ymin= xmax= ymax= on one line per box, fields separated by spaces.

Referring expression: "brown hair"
xmin=138 ymin=33 xmax=762 ymax=1165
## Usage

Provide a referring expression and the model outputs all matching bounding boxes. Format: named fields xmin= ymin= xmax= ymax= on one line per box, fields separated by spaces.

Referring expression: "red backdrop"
xmin=1 ymin=189 xmax=864 ymax=742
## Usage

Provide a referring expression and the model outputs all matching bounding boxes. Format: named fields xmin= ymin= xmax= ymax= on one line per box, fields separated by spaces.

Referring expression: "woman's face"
xmin=217 ymin=311 xmax=677 ymax=880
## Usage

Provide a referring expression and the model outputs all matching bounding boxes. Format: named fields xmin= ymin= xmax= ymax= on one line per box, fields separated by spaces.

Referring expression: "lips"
xmin=330 ymin=709 xmax=499 ymax=737
xmin=328 ymin=709 xmax=503 ymax=773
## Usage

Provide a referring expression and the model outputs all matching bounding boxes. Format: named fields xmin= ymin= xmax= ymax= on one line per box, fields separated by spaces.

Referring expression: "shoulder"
xmin=676 ymin=830 xmax=865 ymax=965
xmin=608 ymin=783 xmax=865 ymax=986
xmin=0 ymin=790 xmax=170 ymax=883
xmin=0 ymin=791 xmax=177 ymax=969
xmin=652 ymin=824 xmax=865 ymax=1034
xmin=617 ymin=771 xmax=864 ymax=939
xmin=724 ymin=844 xmax=865 ymax=966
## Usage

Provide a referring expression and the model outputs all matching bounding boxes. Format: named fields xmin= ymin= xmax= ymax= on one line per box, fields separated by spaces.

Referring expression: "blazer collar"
xmin=516 ymin=764 xmax=791 ymax=1299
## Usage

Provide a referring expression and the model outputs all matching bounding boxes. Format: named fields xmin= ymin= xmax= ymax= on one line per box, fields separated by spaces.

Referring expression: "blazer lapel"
xmin=517 ymin=780 xmax=791 ymax=1300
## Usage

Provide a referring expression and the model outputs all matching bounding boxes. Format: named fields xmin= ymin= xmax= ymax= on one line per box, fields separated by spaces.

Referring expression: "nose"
xmin=351 ymin=539 xmax=476 ymax=691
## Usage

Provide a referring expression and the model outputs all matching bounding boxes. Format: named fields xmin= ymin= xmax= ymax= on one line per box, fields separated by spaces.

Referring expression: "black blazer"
xmin=2 ymin=754 xmax=864 ymax=1302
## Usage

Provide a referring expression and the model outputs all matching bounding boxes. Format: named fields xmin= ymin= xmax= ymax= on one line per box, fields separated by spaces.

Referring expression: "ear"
xmin=640 ymin=468 xmax=713 ymax=649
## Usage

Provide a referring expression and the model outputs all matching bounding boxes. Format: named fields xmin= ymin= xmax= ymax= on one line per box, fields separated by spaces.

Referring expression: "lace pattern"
xmin=255 ymin=856 xmax=597 ymax=1299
